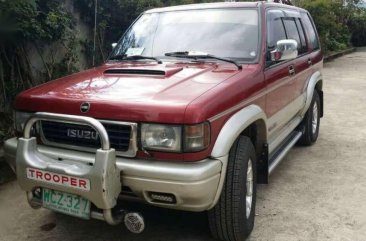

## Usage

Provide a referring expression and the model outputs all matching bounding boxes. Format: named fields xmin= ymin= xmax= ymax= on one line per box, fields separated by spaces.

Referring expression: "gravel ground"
xmin=0 ymin=48 xmax=365 ymax=241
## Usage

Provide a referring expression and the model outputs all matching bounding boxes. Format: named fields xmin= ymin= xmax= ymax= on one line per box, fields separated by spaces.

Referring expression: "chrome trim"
xmin=24 ymin=112 xmax=110 ymax=150
xmin=39 ymin=117 xmax=138 ymax=158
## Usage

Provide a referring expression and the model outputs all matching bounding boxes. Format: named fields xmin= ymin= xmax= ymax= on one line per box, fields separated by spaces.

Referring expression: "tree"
xmin=0 ymin=0 xmax=77 ymax=112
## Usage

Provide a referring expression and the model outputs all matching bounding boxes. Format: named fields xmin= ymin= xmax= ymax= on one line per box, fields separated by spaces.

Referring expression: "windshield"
xmin=110 ymin=8 xmax=259 ymax=62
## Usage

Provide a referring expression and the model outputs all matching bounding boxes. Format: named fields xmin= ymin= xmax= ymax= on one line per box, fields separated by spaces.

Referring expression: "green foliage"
xmin=349 ymin=9 xmax=366 ymax=47
xmin=296 ymin=0 xmax=363 ymax=53
xmin=0 ymin=0 xmax=79 ymax=114
xmin=73 ymin=0 xmax=221 ymax=65
xmin=0 ymin=112 xmax=13 ymax=144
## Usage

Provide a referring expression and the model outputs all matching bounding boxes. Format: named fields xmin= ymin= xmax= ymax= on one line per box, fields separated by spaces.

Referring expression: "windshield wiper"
xmin=109 ymin=54 xmax=162 ymax=64
xmin=165 ymin=51 xmax=242 ymax=70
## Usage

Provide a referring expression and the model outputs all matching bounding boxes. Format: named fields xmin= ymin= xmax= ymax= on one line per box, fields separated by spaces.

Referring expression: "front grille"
xmin=41 ymin=121 xmax=132 ymax=152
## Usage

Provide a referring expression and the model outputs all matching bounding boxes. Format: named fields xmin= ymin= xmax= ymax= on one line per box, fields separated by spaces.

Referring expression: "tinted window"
xmin=301 ymin=13 xmax=320 ymax=50
xmin=283 ymin=19 xmax=301 ymax=49
xmin=295 ymin=19 xmax=308 ymax=54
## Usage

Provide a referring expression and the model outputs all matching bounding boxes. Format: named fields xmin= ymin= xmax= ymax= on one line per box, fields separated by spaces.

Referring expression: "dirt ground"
xmin=0 ymin=49 xmax=366 ymax=241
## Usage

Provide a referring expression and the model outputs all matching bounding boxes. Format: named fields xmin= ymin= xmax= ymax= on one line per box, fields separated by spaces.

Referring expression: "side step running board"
xmin=268 ymin=131 xmax=302 ymax=174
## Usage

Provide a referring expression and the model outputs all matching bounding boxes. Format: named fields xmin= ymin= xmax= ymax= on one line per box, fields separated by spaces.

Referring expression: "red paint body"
xmin=14 ymin=2 xmax=323 ymax=161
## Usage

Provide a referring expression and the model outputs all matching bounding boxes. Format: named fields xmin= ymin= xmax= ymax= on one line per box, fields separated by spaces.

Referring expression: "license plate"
xmin=42 ymin=188 xmax=91 ymax=219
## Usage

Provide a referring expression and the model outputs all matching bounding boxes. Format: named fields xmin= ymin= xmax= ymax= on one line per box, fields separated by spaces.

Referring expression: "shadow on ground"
xmin=0 ymin=160 xmax=16 ymax=185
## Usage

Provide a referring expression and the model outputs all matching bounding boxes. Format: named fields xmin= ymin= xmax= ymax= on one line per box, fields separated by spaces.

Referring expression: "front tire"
xmin=208 ymin=136 xmax=257 ymax=241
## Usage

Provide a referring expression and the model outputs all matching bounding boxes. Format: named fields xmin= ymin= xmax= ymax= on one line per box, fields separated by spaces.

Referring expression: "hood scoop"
xmin=104 ymin=67 xmax=183 ymax=77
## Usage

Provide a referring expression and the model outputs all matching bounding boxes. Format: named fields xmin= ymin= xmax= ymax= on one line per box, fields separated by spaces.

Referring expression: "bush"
xmin=296 ymin=0 xmax=364 ymax=53
xmin=349 ymin=11 xmax=366 ymax=47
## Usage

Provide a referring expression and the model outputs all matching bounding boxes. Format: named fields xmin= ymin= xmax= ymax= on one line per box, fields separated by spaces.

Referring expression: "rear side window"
xmin=283 ymin=18 xmax=307 ymax=55
xmin=295 ymin=19 xmax=308 ymax=53
xmin=301 ymin=13 xmax=320 ymax=50
xmin=283 ymin=19 xmax=301 ymax=49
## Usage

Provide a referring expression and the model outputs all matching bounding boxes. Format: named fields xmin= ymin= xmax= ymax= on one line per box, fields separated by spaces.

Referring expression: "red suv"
xmin=4 ymin=2 xmax=323 ymax=240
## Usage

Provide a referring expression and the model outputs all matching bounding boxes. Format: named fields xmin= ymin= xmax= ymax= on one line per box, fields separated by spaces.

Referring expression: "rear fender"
xmin=301 ymin=71 xmax=323 ymax=117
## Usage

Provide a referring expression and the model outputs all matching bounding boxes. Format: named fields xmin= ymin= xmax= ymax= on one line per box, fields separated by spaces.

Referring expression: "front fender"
xmin=211 ymin=104 xmax=267 ymax=158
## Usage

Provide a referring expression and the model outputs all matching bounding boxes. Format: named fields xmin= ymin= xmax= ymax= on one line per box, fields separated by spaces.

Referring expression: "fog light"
xmin=149 ymin=192 xmax=176 ymax=204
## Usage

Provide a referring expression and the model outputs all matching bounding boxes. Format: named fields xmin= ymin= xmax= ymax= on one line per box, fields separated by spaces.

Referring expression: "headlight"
xmin=141 ymin=124 xmax=182 ymax=152
xmin=14 ymin=111 xmax=32 ymax=133
xmin=141 ymin=122 xmax=210 ymax=153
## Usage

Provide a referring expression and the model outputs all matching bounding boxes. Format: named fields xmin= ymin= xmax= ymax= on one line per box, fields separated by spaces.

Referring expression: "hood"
xmin=15 ymin=62 xmax=243 ymax=123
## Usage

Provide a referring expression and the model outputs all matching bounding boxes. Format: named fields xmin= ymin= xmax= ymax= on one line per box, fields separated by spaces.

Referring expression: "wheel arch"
xmin=211 ymin=104 xmax=268 ymax=159
xmin=301 ymin=71 xmax=323 ymax=117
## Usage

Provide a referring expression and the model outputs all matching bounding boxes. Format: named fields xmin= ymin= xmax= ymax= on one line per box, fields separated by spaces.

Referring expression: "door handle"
xmin=307 ymin=58 xmax=312 ymax=66
xmin=288 ymin=65 xmax=295 ymax=76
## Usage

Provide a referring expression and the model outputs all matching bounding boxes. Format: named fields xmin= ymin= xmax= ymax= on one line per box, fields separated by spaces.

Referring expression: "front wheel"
xmin=208 ymin=136 xmax=257 ymax=241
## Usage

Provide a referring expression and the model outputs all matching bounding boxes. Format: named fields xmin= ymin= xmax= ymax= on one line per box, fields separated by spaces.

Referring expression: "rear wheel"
xmin=208 ymin=136 xmax=257 ymax=241
xmin=298 ymin=90 xmax=321 ymax=146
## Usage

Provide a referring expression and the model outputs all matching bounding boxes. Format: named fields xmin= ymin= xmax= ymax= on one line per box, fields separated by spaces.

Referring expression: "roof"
xmin=145 ymin=2 xmax=260 ymax=13
xmin=145 ymin=1 xmax=305 ymax=14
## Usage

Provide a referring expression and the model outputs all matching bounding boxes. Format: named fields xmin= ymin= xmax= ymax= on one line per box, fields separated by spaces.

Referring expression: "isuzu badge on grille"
xmin=67 ymin=129 xmax=99 ymax=140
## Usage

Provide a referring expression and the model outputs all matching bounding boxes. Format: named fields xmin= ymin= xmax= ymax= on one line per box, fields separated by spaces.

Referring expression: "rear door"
xmin=281 ymin=14 xmax=311 ymax=106
xmin=295 ymin=12 xmax=323 ymax=97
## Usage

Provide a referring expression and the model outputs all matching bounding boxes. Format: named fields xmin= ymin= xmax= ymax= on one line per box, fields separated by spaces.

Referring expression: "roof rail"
xmin=265 ymin=0 xmax=293 ymax=5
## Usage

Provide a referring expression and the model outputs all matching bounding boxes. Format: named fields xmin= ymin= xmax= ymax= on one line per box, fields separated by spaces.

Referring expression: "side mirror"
xmin=270 ymin=39 xmax=298 ymax=61
xmin=111 ymin=43 xmax=117 ymax=49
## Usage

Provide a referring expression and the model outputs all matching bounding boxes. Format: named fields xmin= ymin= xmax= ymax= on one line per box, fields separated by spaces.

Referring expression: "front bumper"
xmin=5 ymin=137 xmax=224 ymax=212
